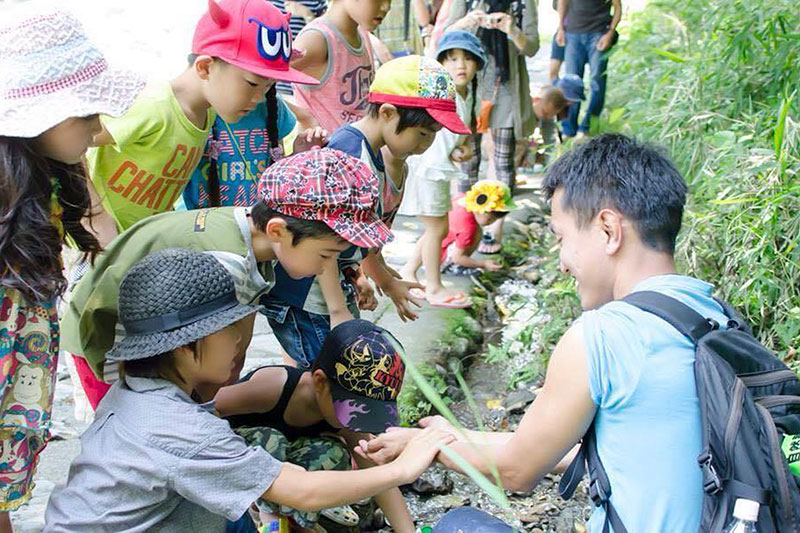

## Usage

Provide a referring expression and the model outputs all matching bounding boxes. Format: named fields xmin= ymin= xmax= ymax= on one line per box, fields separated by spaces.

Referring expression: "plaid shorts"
xmin=236 ymin=426 xmax=351 ymax=528
xmin=458 ymin=128 xmax=516 ymax=194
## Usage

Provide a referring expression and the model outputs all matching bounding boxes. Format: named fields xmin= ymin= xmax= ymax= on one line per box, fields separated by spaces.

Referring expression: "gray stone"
xmin=502 ymin=389 xmax=536 ymax=414
xmin=428 ymin=493 xmax=470 ymax=510
xmin=409 ymin=468 xmax=453 ymax=495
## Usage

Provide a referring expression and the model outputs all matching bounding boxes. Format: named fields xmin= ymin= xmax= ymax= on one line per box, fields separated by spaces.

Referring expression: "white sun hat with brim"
xmin=0 ymin=8 xmax=145 ymax=138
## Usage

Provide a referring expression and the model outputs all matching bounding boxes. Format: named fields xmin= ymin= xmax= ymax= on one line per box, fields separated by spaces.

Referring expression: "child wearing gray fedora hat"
xmin=0 ymin=6 xmax=142 ymax=524
xmin=45 ymin=249 xmax=454 ymax=532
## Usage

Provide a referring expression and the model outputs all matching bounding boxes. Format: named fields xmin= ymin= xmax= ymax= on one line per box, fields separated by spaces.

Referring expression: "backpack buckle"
xmin=588 ymin=478 xmax=609 ymax=506
xmin=698 ymin=452 xmax=722 ymax=494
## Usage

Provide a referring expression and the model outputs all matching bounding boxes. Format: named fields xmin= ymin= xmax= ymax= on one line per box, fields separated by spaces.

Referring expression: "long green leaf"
xmin=652 ymin=48 xmax=686 ymax=62
xmin=396 ymin=348 xmax=511 ymax=508
xmin=438 ymin=443 xmax=511 ymax=508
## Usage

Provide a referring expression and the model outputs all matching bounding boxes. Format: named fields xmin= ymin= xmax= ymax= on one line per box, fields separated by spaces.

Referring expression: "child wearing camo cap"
xmin=215 ymin=319 xmax=414 ymax=530
xmin=45 ymin=250 xmax=452 ymax=532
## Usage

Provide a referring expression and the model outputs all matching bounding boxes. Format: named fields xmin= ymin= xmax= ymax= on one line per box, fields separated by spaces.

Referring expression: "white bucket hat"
xmin=0 ymin=9 xmax=145 ymax=138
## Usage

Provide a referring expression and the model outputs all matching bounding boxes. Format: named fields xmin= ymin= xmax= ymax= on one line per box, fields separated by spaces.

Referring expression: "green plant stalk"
xmin=398 ymin=349 xmax=510 ymax=508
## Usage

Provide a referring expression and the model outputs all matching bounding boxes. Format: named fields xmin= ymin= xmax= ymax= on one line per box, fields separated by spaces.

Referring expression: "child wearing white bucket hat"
xmin=0 ymin=6 xmax=143 ymax=527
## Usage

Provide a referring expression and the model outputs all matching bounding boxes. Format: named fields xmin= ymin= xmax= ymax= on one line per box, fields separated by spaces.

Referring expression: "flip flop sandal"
xmin=320 ymin=505 xmax=359 ymax=526
xmin=428 ymin=293 xmax=472 ymax=309
xmin=478 ymin=234 xmax=502 ymax=255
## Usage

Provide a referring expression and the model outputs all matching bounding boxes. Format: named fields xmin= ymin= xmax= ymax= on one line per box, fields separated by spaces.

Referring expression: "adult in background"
xmin=557 ymin=0 xmax=621 ymax=138
xmin=435 ymin=0 xmax=539 ymax=254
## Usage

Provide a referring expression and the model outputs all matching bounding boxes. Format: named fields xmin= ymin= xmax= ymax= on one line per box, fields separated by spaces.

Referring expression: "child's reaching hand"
xmin=482 ymin=259 xmax=503 ymax=272
xmin=356 ymin=275 xmax=379 ymax=311
xmin=450 ymin=143 xmax=474 ymax=163
xmin=356 ymin=427 xmax=420 ymax=465
xmin=392 ymin=427 xmax=456 ymax=483
xmin=293 ymin=127 xmax=329 ymax=154
xmin=381 ymin=277 xmax=424 ymax=322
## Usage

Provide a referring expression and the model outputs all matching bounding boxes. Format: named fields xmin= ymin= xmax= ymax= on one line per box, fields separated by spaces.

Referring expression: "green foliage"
xmin=397 ymin=362 xmax=449 ymax=426
xmin=607 ymin=0 xmax=800 ymax=359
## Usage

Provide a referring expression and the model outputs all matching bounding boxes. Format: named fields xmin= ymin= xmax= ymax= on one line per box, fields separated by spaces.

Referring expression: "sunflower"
xmin=463 ymin=180 xmax=509 ymax=214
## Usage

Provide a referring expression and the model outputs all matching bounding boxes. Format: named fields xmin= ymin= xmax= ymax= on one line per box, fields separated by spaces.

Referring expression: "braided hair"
xmin=206 ymin=85 xmax=282 ymax=207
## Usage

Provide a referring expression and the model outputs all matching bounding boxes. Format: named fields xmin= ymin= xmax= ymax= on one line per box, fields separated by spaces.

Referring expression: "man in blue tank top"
xmin=358 ymin=133 xmax=713 ymax=532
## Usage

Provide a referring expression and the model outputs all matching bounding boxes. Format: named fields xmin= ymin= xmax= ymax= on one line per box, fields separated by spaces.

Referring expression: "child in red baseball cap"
xmin=82 ymin=0 xmax=320 ymax=243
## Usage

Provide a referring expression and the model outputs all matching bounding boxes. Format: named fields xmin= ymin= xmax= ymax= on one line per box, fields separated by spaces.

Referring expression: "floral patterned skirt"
xmin=0 ymin=287 xmax=59 ymax=511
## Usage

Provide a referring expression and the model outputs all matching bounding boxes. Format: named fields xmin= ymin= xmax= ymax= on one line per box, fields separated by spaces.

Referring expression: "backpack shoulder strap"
xmin=559 ymin=428 xmax=629 ymax=533
xmin=622 ymin=290 xmax=717 ymax=343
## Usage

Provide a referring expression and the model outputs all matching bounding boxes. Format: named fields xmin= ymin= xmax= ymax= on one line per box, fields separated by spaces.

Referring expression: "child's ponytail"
xmin=264 ymin=85 xmax=283 ymax=162
xmin=206 ymin=122 xmax=223 ymax=207
xmin=0 ymin=137 xmax=101 ymax=302
xmin=205 ymin=84 xmax=282 ymax=208
xmin=470 ymin=77 xmax=479 ymax=132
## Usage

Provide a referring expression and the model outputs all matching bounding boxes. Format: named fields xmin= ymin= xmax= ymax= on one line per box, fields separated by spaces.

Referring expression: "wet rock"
xmin=446 ymin=357 xmax=463 ymax=376
xmin=446 ymin=385 xmax=465 ymax=402
xmin=409 ymin=468 xmax=453 ymax=495
xmin=555 ymin=507 xmax=586 ymax=533
xmin=502 ymin=389 xmax=536 ymax=414
xmin=428 ymin=493 xmax=470 ymax=510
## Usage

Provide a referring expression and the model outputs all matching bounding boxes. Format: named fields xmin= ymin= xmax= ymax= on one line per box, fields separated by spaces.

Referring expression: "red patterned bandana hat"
xmin=0 ymin=8 xmax=144 ymax=138
xmin=257 ymin=148 xmax=393 ymax=249
xmin=192 ymin=0 xmax=318 ymax=85
xmin=315 ymin=319 xmax=406 ymax=433
xmin=368 ymin=54 xmax=470 ymax=135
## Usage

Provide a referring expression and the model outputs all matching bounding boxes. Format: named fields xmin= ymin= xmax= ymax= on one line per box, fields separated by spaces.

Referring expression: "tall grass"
xmin=606 ymin=0 xmax=800 ymax=363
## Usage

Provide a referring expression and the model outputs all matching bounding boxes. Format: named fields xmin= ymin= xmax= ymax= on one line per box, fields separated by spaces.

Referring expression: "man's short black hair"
xmin=367 ymin=102 xmax=440 ymax=133
xmin=543 ymin=134 xmax=687 ymax=254
xmin=250 ymin=201 xmax=341 ymax=246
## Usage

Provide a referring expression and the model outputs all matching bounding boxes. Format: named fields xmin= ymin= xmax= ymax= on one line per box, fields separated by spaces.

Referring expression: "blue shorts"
xmin=261 ymin=297 xmax=361 ymax=368
xmin=551 ymin=32 xmax=565 ymax=61
xmin=261 ymin=298 xmax=332 ymax=369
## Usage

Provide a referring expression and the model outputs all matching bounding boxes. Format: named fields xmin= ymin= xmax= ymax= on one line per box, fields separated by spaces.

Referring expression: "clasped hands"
xmin=356 ymin=415 xmax=457 ymax=465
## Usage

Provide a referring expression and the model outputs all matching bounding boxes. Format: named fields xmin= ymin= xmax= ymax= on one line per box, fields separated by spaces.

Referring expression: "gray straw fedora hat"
xmin=106 ymin=249 xmax=261 ymax=362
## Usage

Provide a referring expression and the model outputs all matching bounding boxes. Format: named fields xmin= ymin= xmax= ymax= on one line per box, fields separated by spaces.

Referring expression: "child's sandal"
xmin=320 ymin=505 xmax=359 ymax=526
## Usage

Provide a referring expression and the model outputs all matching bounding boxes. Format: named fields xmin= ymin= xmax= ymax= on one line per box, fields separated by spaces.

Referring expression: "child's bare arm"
xmin=451 ymin=246 xmax=502 ymax=271
xmin=363 ymin=253 xmax=423 ymax=322
xmin=262 ymin=427 xmax=454 ymax=511
xmin=291 ymin=29 xmax=329 ymax=81
xmin=82 ymin=177 xmax=119 ymax=248
xmin=344 ymin=431 xmax=415 ymax=533
xmin=318 ymin=258 xmax=353 ymax=328
xmin=285 ymin=99 xmax=320 ymax=131
xmin=213 ymin=368 xmax=284 ymax=417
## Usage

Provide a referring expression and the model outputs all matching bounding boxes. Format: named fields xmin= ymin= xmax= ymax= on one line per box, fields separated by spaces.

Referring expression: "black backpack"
xmin=559 ymin=291 xmax=800 ymax=532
